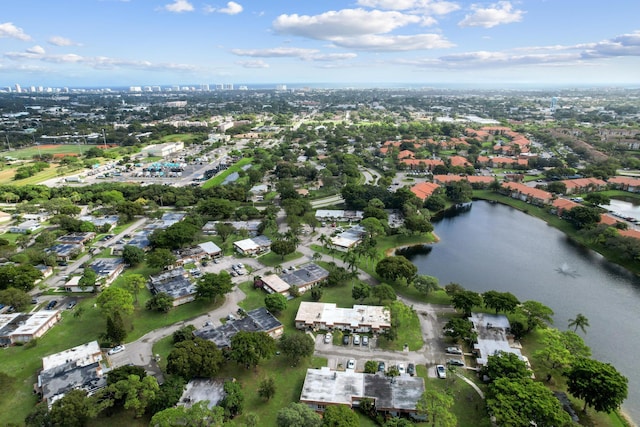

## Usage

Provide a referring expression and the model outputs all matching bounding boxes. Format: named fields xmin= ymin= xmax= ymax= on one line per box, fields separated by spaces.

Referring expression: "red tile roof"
xmin=410 ymin=182 xmax=440 ymax=200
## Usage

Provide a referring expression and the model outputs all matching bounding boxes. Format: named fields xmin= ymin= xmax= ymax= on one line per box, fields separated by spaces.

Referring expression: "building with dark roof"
xmin=89 ymin=258 xmax=125 ymax=288
xmin=46 ymin=243 xmax=83 ymax=261
xmin=37 ymin=341 xmax=105 ymax=406
xmin=148 ymin=267 xmax=196 ymax=306
xmin=256 ymin=263 xmax=329 ymax=297
xmin=57 ymin=232 xmax=96 ymax=245
xmin=194 ymin=307 xmax=283 ymax=348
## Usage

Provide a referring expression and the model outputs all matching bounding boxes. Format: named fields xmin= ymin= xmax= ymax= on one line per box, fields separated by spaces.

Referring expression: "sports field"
xmin=1 ymin=144 xmax=103 ymax=160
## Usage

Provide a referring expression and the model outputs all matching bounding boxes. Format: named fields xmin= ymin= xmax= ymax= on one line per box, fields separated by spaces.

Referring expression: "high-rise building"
xmin=14 ymin=84 xmax=21 ymax=93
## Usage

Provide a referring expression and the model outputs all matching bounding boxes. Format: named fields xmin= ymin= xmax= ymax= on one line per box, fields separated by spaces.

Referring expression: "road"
xmin=108 ymin=286 xmax=246 ymax=378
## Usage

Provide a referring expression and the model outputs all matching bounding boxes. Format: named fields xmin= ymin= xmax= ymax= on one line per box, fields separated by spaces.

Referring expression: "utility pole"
xmin=102 ymin=129 xmax=107 ymax=149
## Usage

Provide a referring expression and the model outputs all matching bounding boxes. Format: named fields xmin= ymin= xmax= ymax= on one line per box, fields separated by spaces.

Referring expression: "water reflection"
xmin=403 ymin=201 xmax=640 ymax=422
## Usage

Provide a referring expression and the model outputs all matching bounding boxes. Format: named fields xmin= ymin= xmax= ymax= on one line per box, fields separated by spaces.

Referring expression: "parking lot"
xmin=312 ymin=301 xmax=469 ymax=379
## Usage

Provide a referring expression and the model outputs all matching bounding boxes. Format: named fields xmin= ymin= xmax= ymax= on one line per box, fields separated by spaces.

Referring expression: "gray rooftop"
xmin=90 ymin=258 xmax=124 ymax=277
xmin=39 ymin=361 xmax=106 ymax=404
xmin=179 ymin=379 xmax=226 ymax=409
xmin=364 ymin=373 xmax=424 ymax=412
xmin=194 ymin=307 xmax=282 ymax=348
xmin=280 ymin=263 xmax=329 ymax=288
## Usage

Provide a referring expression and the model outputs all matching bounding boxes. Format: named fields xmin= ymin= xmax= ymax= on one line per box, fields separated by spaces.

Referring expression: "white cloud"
xmin=220 ymin=2 xmax=243 ymax=15
xmin=458 ymin=1 xmax=524 ymax=28
xmin=357 ymin=0 xmax=460 ymax=15
xmin=236 ymin=60 xmax=269 ymax=68
xmin=231 ymin=47 xmax=320 ymax=58
xmin=163 ymin=0 xmax=194 ymax=13
xmin=231 ymin=47 xmax=357 ymax=62
xmin=48 ymin=36 xmax=79 ymax=47
xmin=4 ymin=47 xmax=198 ymax=72
xmin=331 ymin=33 xmax=454 ymax=51
xmin=204 ymin=1 xmax=243 ymax=15
xmin=273 ymin=9 xmax=421 ymax=39
xmin=0 ymin=22 xmax=32 ymax=41
xmin=398 ymin=31 xmax=640 ymax=71
xmin=26 ymin=45 xmax=46 ymax=55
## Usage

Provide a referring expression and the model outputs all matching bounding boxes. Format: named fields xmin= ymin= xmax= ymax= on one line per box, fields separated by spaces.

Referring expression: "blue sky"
xmin=1 ymin=0 xmax=639 ymax=88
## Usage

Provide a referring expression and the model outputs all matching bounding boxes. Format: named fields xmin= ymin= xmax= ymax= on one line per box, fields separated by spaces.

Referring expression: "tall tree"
xmin=258 ymin=376 xmax=276 ymax=401
xmin=276 ymin=402 xmax=322 ymax=427
xmin=150 ymin=401 xmax=224 ymax=427
xmin=568 ymin=313 xmax=590 ymax=334
xmin=565 ymin=357 xmax=628 ymax=413
xmin=229 ymin=331 xmax=276 ymax=369
xmin=122 ymin=273 xmax=146 ymax=305
xmin=264 ymin=293 xmax=287 ymax=314
xmin=371 ymin=283 xmax=397 ymax=303
xmin=105 ymin=311 xmax=127 ymax=344
xmin=146 ymin=248 xmax=176 ymax=270
xmin=322 ymin=405 xmax=359 ymax=427
xmin=487 ymin=377 xmax=573 ymax=427
xmin=481 ymin=351 xmax=531 ymax=382
xmin=279 ymin=333 xmax=315 ymax=366
xmin=110 ymin=374 xmax=160 ymax=418
xmin=352 ymin=282 xmax=371 ymax=301
xmin=49 ymin=389 xmax=96 ymax=427
xmin=413 ymin=275 xmax=440 ymax=296
xmin=482 ymin=290 xmax=520 ymax=314
xmin=0 ymin=287 xmax=31 ymax=311
xmin=271 ymin=239 xmax=296 ymax=260
xmin=219 ymin=380 xmax=244 ymax=420
xmin=416 ymin=388 xmax=457 ymax=427
xmin=166 ymin=337 xmax=224 ymax=379
xmin=97 ymin=286 xmax=134 ymax=319
xmin=196 ymin=271 xmax=233 ymax=302
xmin=122 ymin=245 xmax=145 ymax=267
xmin=375 ymin=256 xmax=417 ymax=283
xmin=451 ymin=290 xmax=482 ymax=316
xmin=78 ymin=268 xmax=97 ymax=291
xmin=519 ymin=300 xmax=554 ymax=332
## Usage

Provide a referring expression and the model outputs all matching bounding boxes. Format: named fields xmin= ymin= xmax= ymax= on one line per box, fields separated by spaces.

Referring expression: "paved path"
xmin=108 ymin=286 xmax=246 ymax=375
xmin=456 ymin=372 xmax=485 ymax=398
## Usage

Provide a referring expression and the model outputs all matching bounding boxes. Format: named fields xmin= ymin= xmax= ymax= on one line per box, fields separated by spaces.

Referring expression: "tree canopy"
xmin=166 ymin=337 xmax=224 ymax=379
xmin=229 ymin=331 xmax=276 ymax=369
xmin=565 ymin=357 xmax=628 ymax=413
xmin=375 ymin=256 xmax=417 ymax=283
xmin=276 ymin=402 xmax=322 ymax=427
xmin=279 ymin=333 xmax=315 ymax=366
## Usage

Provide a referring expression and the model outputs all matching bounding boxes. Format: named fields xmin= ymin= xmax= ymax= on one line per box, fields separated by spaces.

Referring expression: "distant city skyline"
xmin=1 ymin=0 xmax=639 ymax=88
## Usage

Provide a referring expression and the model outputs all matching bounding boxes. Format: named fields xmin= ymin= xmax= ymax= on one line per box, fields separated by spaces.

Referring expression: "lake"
xmin=401 ymin=201 xmax=640 ymax=423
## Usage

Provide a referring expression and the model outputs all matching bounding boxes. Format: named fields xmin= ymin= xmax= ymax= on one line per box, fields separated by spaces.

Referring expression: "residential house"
xmin=37 ymin=341 xmax=106 ymax=406
xmin=560 ymin=178 xmax=607 ymax=195
xmin=194 ymin=307 xmax=284 ymax=348
xmin=233 ymin=235 xmax=272 ymax=256
xmin=148 ymin=267 xmax=197 ymax=306
xmin=0 ymin=310 xmax=61 ymax=346
xmin=551 ymin=198 xmax=580 ymax=217
xmin=56 ymin=232 xmax=96 ymax=245
xmin=315 ymin=210 xmax=364 ymax=223
xmin=46 ymin=243 xmax=83 ymax=262
xmin=78 ymin=215 xmax=119 ymax=230
xmin=608 ymin=176 xmax=640 ymax=193
xmin=410 ymin=182 xmax=440 ymax=201
xmin=502 ymin=182 xmax=553 ymax=206
xmin=469 ymin=313 xmax=527 ymax=368
xmin=202 ymin=220 xmax=261 ymax=236
xmin=256 ymin=263 xmax=329 ymax=297
xmin=89 ymin=258 xmax=125 ymax=288
xmin=401 ymin=158 xmax=444 ymax=171
xmin=330 ymin=226 xmax=367 ymax=251
xmin=295 ymin=302 xmax=391 ymax=334
xmin=9 ymin=219 xmax=41 ymax=234
xmin=300 ymin=367 xmax=424 ymax=418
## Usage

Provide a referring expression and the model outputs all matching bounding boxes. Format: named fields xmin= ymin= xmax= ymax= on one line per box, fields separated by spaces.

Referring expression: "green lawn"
xmin=2 ymin=144 xmax=98 ymax=160
xmin=201 ymin=157 xmax=253 ymax=188
xmin=257 ymin=251 xmax=303 ymax=267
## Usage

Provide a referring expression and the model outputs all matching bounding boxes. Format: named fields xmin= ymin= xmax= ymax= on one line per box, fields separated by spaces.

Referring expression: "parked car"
xmin=108 ymin=345 xmax=125 ymax=355
xmin=378 ymin=361 xmax=386 ymax=372
xmin=66 ymin=300 xmax=77 ymax=309
xmin=342 ymin=335 xmax=350 ymax=345
xmin=446 ymin=346 xmax=463 ymax=355
xmin=347 ymin=359 xmax=356 ymax=370
xmin=407 ymin=363 xmax=415 ymax=376
xmin=397 ymin=363 xmax=405 ymax=374
xmin=362 ymin=336 xmax=369 ymax=346
xmin=353 ymin=334 xmax=360 ymax=345
xmin=436 ymin=364 xmax=447 ymax=379
xmin=324 ymin=333 xmax=332 ymax=344
xmin=46 ymin=300 xmax=57 ymax=310
xmin=447 ymin=359 xmax=465 ymax=367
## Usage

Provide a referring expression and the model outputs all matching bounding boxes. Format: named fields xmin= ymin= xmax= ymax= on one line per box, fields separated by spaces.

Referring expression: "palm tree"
xmin=568 ymin=313 xmax=590 ymax=334
xmin=312 ymin=252 xmax=322 ymax=263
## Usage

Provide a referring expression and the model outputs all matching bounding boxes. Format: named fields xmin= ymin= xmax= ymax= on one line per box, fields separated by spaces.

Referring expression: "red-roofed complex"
xmin=608 ymin=176 xmax=640 ymax=193
xmin=450 ymin=155 xmax=471 ymax=167
xmin=401 ymin=158 xmax=444 ymax=171
xmin=502 ymin=182 xmax=553 ymax=206
xmin=560 ymin=178 xmax=607 ymax=194
xmin=410 ymin=182 xmax=440 ymax=200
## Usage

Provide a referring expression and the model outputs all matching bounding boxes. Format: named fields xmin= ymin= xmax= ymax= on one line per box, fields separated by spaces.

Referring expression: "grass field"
xmin=2 ymin=144 xmax=101 ymax=160
xmin=202 ymin=157 xmax=253 ymax=189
